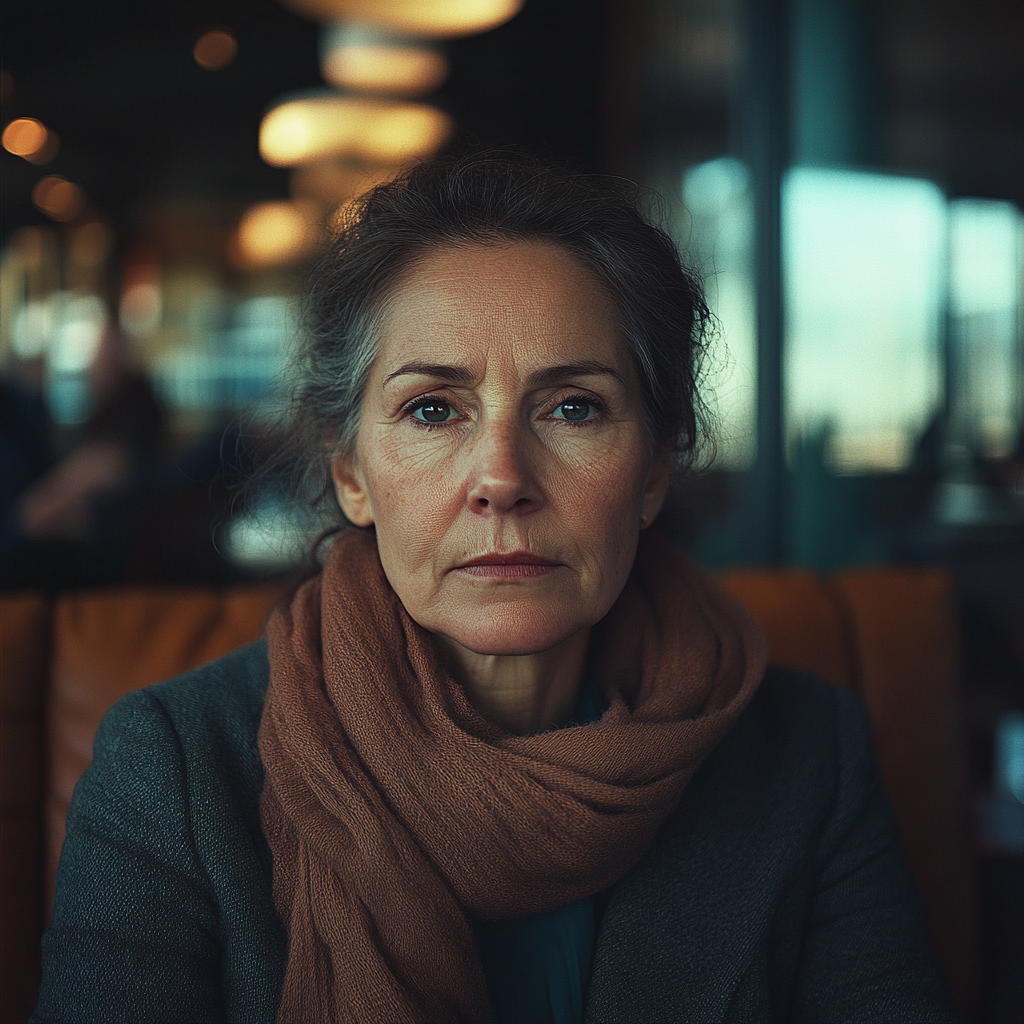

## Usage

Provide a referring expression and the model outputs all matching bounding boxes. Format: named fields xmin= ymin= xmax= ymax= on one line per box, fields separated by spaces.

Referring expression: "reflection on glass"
xmin=8 ymin=291 xmax=111 ymax=424
xmin=120 ymin=256 xmax=162 ymax=339
xmin=949 ymin=198 xmax=1023 ymax=460
xmin=48 ymin=294 xmax=106 ymax=375
xmin=10 ymin=300 xmax=53 ymax=359
xmin=784 ymin=168 xmax=947 ymax=473
xmin=681 ymin=158 xmax=756 ymax=469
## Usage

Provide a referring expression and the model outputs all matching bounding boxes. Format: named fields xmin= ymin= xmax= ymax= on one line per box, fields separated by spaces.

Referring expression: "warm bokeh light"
xmin=290 ymin=158 xmax=400 ymax=206
xmin=26 ymin=130 xmax=59 ymax=164
xmin=322 ymin=42 xmax=448 ymax=96
xmin=260 ymin=96 xmax=452 ymax=166
xmin=70 ymin=221 xmax=114 ymax=268
xmin=32 ymin=175 xmax=86 ymax=222
xmin=232 ymin=200 xmax=319 ymax=268
xmin=194 ymin=28 xmax=238 ymax=70
xmin=4 ymin=117 xmax=48 ymax=158
xmin=283 ymin=0 xmax=523 ymax=38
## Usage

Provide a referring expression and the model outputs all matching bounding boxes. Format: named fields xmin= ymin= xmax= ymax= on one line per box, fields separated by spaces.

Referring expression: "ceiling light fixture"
xmin=260 ymin=95 xmax=452 ymax=166
xmin=320 ymin=23 xmax=448 ymax=96
xmin=281 ymin=0 xmax=523 ymax=39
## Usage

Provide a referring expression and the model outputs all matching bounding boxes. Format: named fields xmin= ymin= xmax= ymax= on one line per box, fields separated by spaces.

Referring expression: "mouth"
xmin=455 ymin=551 xmax=560 ymax=579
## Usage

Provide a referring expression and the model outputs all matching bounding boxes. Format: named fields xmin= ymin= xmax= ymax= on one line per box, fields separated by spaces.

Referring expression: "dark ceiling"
xmin=2 ymin=0 xmax=1021 ymax=251
xmin=2 ymin=0 xmax=320 ymax=241
xmin=1 ymin=0 xmax=605 ymax=246
xmin=878 ymin=0 xmax=1024 ymax=207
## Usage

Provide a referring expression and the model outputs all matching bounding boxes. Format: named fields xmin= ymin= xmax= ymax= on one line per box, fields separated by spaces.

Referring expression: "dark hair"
xmin=284 ymin=148 xmax=714 ymax=520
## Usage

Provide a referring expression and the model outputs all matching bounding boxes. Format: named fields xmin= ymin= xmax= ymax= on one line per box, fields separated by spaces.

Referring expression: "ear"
xmin=331 ymin=456 xmax=374 ymax=527
xmin=639 ymin=448 xmax=673 ymax=529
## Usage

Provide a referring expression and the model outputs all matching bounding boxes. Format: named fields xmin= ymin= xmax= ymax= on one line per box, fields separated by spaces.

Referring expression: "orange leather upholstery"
xmin=832 ymin=569 xmax=978 ymax=1017
xmin=0 ymin=594 xmax=49 ymax=1024
xmin=717 ymin=568 xmax=857 ymax=689
xmin=45 ymin=583 xmax=286 ymax=917
xmin=718 ymin=568 xmax=978 ymax=1016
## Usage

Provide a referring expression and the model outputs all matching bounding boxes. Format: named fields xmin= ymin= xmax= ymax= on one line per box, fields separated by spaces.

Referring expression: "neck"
xmin=439 ymin=628 xmax=591 ymax=735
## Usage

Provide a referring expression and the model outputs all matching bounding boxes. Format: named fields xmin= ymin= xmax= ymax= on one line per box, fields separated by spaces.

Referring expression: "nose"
xmin=465 ymin=415 xmax=542 ymax=517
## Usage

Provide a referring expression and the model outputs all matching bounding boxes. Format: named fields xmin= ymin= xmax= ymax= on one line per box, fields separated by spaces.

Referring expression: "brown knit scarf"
xmin=259 ymin=528 xmax=767 ymax=1024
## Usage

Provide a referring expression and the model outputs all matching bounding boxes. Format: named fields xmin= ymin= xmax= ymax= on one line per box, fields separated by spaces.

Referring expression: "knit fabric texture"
xmin=259 ymin=529 xmax=767 ymax=1023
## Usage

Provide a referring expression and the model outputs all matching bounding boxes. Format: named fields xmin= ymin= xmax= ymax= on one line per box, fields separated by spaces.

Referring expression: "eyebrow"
xmin=382 ymin=362 xmax=476 ymax=387
xmin=526 ymin=361 xmax=626 ymax=389
xmin=381 ymin=359 xmax=625 ymax=389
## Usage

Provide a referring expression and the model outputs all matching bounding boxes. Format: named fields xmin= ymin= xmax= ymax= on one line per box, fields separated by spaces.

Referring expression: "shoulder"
xmin=744 ymin=663 xmax=865 ymax=738
xmin=722 ymin=664 xmax=872 ymax=793
xmin=668 ymin=665 xmax=883 ymax=872
xmin=145 ymin=637 xmax=270 ymax=730
xmin=97 ymin=638 xmax=270 ymax=758
xmin=42 ymin=640 xmax=282 ymax=1024
xmin=589 ymin=667 xmax=957 ymax=1021
xmin=704 ymin=663 xmax=872 ymax=782
xmin=59 ymin=640 xmax=272 ymax=912
xmin=86 ymin=639 xmax=271 ymax=837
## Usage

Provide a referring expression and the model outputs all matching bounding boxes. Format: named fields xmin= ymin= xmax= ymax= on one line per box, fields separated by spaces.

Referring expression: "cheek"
xmin=542 ymin=438 xmax=650 ymax=601
xmin=361 ymin=443 xmax=462 ymax=577
xmin=548 ymin=435 xmax=650 ymax=531
xmin=362 ymin=432 xmax=438 ymax=519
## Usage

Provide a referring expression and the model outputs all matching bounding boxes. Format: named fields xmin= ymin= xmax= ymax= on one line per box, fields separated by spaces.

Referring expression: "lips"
xmin=456 ymin=551 xmax=559 ymax=578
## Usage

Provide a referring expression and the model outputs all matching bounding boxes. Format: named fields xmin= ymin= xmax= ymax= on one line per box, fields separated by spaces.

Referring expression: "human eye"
xmin=406 ymin=395 xmax=460 ymax=426
xmin=548 ymin=394 xmax=602 ymax=425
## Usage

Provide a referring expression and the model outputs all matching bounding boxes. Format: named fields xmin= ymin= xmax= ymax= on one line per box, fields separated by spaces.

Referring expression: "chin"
xmin=440 ymin=604 xmax=586 ymax=657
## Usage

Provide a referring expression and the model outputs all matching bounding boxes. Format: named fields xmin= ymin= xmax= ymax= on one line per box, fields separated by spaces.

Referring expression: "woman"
xmin=34 ymin=152 xmax=961 ymax=1024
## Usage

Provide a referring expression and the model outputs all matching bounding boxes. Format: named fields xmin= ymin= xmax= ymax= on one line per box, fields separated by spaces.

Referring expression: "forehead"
xmin=375 ymin=240 xmax=627 ymax=373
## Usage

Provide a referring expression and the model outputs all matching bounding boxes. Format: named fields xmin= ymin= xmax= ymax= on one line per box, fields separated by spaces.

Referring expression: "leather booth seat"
xmin=0 ymin=568 xmax=978 ymax=1022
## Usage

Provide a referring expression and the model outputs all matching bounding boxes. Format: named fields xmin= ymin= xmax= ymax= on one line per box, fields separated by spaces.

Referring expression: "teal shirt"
xmin=471 ymin=674 xmax=609 ymax=1024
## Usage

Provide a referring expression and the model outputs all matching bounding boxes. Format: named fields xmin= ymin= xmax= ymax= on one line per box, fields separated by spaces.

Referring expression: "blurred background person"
xmin=5 ymin=320 xmax=164 ymax=588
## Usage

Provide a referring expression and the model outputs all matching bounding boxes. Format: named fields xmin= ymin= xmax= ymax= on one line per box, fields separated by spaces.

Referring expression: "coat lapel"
xmin=584 ymin=686 xmax=826 ymax=1023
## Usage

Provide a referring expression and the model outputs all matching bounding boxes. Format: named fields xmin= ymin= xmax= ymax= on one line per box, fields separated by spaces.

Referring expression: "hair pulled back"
xmin=286 ymin=148 xmax=714 ymax=519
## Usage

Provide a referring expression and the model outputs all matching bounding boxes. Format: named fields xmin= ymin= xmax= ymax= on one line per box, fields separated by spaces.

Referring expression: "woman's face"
xmin=332 ymin=240 xmax=671 ymax=656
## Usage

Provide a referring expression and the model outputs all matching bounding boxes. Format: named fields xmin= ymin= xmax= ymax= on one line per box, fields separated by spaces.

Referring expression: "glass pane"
xmin=784 ymin=167 xmax=947 ymax=473
xmin=949 ymin=198 xmax=1024 ymax=460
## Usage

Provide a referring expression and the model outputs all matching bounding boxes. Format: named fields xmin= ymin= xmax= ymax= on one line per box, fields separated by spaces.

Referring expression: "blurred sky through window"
xmin=783 ymin=167 xmax=947 ymax=473
xmin=681 ymin=160 xmax=1022 ymax=476
xmin=949 ymin=198 xmax=1023 ymax=460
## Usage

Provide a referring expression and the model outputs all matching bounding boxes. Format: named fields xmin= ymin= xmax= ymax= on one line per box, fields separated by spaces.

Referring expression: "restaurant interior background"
xmin=2 ymin=0 xmax=1022 ymax=1018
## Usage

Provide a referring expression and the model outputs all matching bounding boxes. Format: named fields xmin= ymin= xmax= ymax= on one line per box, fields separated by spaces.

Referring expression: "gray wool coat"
xmin=33 ymin=640 xmax=963 ymax=1023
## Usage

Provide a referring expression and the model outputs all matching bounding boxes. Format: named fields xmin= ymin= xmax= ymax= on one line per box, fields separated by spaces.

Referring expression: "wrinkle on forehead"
xmin=372 ymin=239 xmax=627 ymax=385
